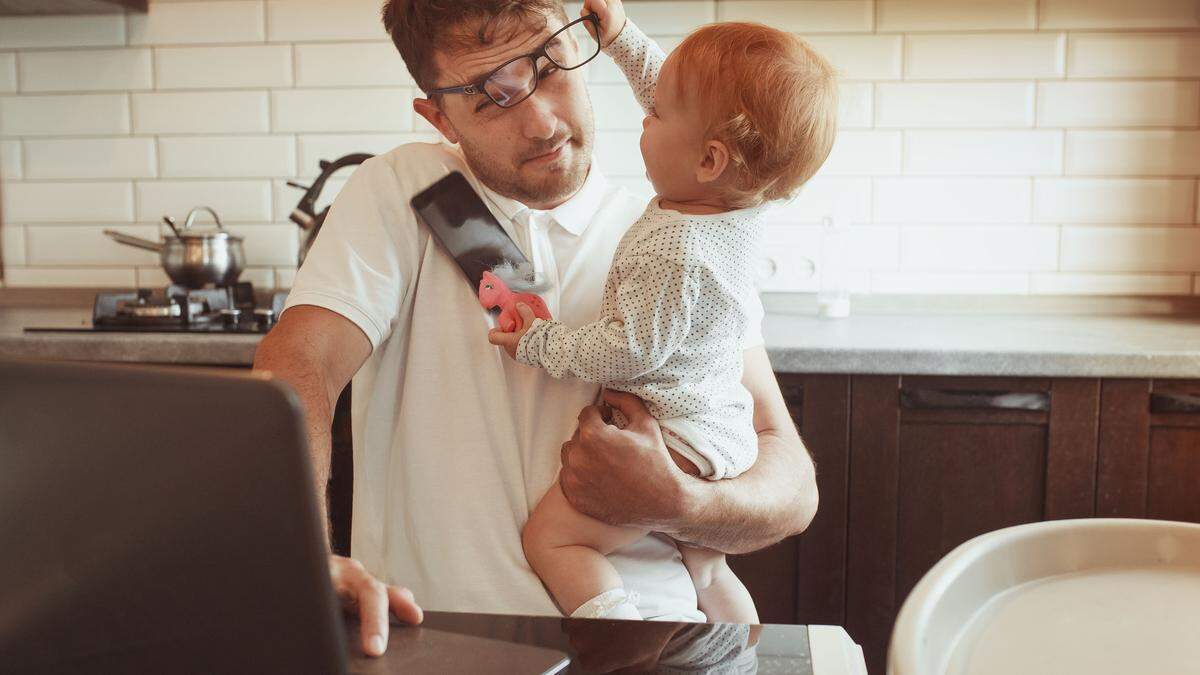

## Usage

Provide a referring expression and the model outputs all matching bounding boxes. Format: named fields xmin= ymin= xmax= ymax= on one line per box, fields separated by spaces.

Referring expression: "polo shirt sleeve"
xmin=282 ymin=156 xmax=419 ymax=350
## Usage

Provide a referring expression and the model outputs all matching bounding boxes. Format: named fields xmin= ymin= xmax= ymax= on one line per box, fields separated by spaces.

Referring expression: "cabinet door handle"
xmin=900 ymin=388 xmax=1050 ymax=412
xmin=1150 ymin=392 xmax=1200 ymax=414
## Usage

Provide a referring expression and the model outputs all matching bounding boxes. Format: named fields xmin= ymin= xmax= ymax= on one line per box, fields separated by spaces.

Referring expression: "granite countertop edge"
xmin=6 ymin=304 xmax=1200 ymax=377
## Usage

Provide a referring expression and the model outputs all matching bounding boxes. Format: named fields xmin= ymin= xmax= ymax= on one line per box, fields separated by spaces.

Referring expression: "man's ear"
xmin=413 ymin=97 xmax=460 ymax=144
xmin=695 ymin=139 xmax=730 ymax=185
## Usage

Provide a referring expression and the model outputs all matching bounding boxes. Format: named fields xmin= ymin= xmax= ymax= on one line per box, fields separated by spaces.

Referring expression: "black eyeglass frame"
xmin=425 ymin=13 xmax=602 ymax=109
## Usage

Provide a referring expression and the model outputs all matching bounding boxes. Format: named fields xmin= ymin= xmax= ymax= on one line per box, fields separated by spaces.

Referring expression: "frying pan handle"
xmin=104 ymin=229 xmax=164 ymax=253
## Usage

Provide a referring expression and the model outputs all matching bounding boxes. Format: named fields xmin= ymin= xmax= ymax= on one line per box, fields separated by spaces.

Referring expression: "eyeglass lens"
xmin=482 ymin=19 xmax=600 ymax=108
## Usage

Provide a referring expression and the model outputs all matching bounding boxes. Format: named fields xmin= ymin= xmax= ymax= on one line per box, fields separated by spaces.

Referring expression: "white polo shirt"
xmin=283 ymin=141 xmax=763 ymax=621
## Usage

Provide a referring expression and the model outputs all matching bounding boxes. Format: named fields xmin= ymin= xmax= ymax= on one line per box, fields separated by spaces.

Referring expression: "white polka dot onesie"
xmin=516 ymin=19 xmax=762 ymax=480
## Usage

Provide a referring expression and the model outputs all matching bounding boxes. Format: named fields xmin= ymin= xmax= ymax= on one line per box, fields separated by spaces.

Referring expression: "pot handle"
xmin=182 ymin=206 xmax=224 ymax=232
xmin=104 ymin=229 xmax=164 ymax=253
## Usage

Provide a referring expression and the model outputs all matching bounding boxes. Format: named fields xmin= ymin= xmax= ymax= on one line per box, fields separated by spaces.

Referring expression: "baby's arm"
xmin=516 ymin=254 xmax=698 ymax=383
xmin=602 ymin=16 xmax=666 ymax=115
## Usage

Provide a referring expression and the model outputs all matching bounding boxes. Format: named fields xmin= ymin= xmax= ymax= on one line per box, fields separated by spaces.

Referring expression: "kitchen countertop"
xmin=4 ymin=296 xmax=1200 ymax=377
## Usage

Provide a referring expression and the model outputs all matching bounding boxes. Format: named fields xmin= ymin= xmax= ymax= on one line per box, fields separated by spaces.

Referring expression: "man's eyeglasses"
xmin=427 ymin=14 xmax=602 ymax=110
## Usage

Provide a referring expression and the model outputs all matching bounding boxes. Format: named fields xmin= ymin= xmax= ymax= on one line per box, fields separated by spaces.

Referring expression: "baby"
xmin=488 ymin=0 xmax=838 ymax=621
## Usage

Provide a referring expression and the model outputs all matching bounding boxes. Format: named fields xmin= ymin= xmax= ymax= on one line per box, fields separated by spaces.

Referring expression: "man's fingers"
xmin=601 ymin=389 xmax=652 ymax=429
xmin=388 ymin=585 xmax=423 ymax=626
xmin=357 ymin=578 xmax=390 ymax=656
xmin=576 ymin=404 xmax=614 ymax=444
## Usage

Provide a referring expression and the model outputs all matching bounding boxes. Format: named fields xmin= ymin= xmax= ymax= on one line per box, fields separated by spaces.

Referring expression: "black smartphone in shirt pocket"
xmin=410 ymin=171 xmax=530 ymax=290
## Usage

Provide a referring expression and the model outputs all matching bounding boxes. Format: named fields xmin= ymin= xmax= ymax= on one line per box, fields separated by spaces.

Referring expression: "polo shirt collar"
xmin=474 ymin=162 xmax=610 ymax=238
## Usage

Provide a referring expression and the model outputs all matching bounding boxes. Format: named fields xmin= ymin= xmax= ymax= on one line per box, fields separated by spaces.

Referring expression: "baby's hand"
xmin=487 ymin=303 xmax=537 ymax=360
xmin=583 ymin=0 xmax=626 ymax=49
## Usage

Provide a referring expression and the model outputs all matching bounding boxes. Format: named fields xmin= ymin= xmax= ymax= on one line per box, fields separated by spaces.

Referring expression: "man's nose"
xmin=520 ymin=92 xmax=558 ymax=141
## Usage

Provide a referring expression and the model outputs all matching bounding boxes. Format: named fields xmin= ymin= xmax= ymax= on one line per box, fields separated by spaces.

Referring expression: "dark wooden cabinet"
xmin=727 ymin=374 xmax=851 ymax=626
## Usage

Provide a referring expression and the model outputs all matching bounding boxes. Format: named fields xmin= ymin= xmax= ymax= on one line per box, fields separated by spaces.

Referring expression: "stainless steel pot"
xmin=105 ymin=207 xmax=245 ymax=288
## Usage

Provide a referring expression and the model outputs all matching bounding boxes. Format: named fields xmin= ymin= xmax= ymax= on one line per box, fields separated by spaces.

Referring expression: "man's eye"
xmin=539 ymin=64 xmax=559 ymax=78
xmin=475 ymin=98 xmax=492 ymax=113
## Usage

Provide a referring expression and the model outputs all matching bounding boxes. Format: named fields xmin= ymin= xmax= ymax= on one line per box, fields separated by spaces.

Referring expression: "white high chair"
xmin=888 ymin=518 xmax=1200 ymax=675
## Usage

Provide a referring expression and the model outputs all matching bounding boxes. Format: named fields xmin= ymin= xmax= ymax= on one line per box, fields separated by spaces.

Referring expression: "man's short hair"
xmin=381 ymin=0 xmax=569 ymax=94
xmin=673 ymin=23 xmax=839 ymax=207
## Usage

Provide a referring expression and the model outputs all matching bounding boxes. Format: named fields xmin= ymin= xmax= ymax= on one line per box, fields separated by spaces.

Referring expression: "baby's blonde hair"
xmin=672 ymin=22 xmax=838 ymax=207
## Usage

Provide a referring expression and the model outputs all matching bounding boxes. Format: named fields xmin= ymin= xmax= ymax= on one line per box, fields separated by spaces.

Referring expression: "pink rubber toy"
xmin=478 ymin=269 xmax=553 ymax=332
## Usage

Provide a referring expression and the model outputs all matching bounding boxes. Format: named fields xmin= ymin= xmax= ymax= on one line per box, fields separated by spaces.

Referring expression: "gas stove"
xmin=25 ymin=283 xmax=287 ymax=335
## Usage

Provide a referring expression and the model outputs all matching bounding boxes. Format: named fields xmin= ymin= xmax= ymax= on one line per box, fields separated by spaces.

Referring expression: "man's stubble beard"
xmin=457 ymin=102 xmax=596 ymax=208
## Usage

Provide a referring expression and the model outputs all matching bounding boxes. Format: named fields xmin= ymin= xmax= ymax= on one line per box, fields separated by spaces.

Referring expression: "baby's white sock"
xmin=569 ymin=588 xmax=643 ymax=620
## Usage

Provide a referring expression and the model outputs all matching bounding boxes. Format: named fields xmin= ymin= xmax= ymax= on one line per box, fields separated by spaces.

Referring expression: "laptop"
xmin=0 ymin=359 xmax=568 ymax=674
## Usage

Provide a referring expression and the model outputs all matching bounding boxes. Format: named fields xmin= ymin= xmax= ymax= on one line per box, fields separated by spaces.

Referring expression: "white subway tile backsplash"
xmin=901 ymin=225 xmax=1058 ymax=272
xmin=904 ymin=130 xmax=1063 ymax=176
xmin=718 ymin=1 xmax=872 ymax=32
xmin=1 ymin=0 xmax=1197 ymax=296
xmin=1068 ymin=34 xmax=1200 ymax=79
xmin=19 ymin=49 xmax=152 ymax=93
xmin=1061 ymin=227 xmax=1200 ymax=273
xmin=904 ymin=34 xmax=1064 ymax=80
xmin=155 ymin=46 xmax=292 ymax=89
xmin=878 ymin=0 xmax=1037 ymax=31
xmin=871 ymin=271 xmax=1030 ymax=294
xmin=135 ymin=265 xmax=171 ymax=288
xmin=266 ymin=0 xmax=389 ymax=42
xmin=0 ymin=94 xmax=130 ymax=136
xmin=594 ymin=131 xmax=645 ymax=176
xmin=590 ymin=84 xmax=646 ymax=130
xmin=876 ymin=83 xmax=1035 ymax=128
xmin=837 ymin=83 xmax=873 ymax=129
xmin=3 ymin=267 xmax=136 ymax=288
xmin=873 ymin=178 xmax=1032 ymax=223
xmin=1040 ymin=0 xmax=1200 ymax=29
xmin=1031 ymin=273 xmax=1193 ymax=295
xmin=768 ymin=178 xmax=873 ymax=224
xmin=128 ymin=1 xmax=265 ymax=45
xmin=296 ymin=133 xmax=437 ymax=177
xmin=0 ymin=54 xmax=14 ymax=93
xmin=1066 ymin=131 xmax=1200 ymax=177
xmin=272 ymin=89 xmax=413 ymax=133
xmin=1035 ymin=179 xmax=1195 ymax=224
xmin=24 ymin=137 xmax=156 ymax=180
xmin=1 ymin=140 xmax=21 ymax=178
xmin=224 ymin=224 xmax=299 ymax=266
xmin=803 ymin=36 xmax=901 ymax=81
xmin=2 ymin=223 xmax=25 ymax=266
xmin=294 ymin=43 xmax=414 ymax=87
xmin=26 ymin=224 xmax=159 ymax=265
xmin=624 ymin=2 xmax=716 ymax=34
xmin=0 ymin=15 xmax=124 ymax=49
xmin=1037 ymin=82 xmax=1200 ymax=128
xmin=5 ymin=182 xmax=133 ymax=223
xmin=132 ymin=91 xmax=269 ymax=134
xmin=158 ymin=135 xmax=296 ymax=178
xmin=238 ymin=266 xmax=278 ymax=289
xmin=136 ymin=180 xmax=272 ymax=222
xmin=818 ymin=131 xmax=902 ymax=176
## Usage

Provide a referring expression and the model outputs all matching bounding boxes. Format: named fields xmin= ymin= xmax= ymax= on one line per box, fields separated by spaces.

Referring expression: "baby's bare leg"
xmin=523 ymin=480 xmax=649 ymax=617
xmin=678 ymin=544 xmax=759 ymax=625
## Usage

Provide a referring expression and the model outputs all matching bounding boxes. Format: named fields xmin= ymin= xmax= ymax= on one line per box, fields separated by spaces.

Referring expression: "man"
xmin=253 ymin=0 xmax=818 ymax=658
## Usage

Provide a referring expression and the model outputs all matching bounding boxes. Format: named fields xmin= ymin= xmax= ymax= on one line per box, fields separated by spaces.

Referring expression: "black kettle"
xmin=288 ymin=153 xmax=373 ymax=266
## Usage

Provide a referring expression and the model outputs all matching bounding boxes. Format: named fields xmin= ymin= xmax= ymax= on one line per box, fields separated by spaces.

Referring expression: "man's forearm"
xmin=665 ymin=430 xmax=818 ymax=555
xmin=253 ymin=335 xmax=337 ymax=542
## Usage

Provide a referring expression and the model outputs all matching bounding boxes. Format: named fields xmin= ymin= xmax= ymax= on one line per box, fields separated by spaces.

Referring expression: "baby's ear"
xmin=695 ymin=139 xmax=731 ymax=185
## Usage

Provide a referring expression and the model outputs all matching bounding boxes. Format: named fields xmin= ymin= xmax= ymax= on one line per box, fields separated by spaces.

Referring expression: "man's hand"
xmin=330 ymin=555 xmax=423 ymax=657
xmin=583 ymin=0 xmax=627 ymax=48
xmin=558 ymin=389 xmax=693 ymax=531
xmin=487 ymin=303 xmax=536 ymax=359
